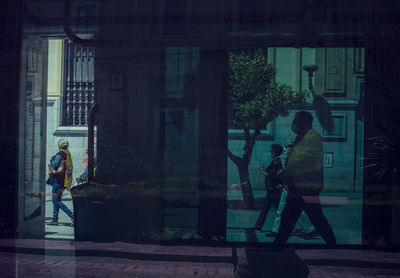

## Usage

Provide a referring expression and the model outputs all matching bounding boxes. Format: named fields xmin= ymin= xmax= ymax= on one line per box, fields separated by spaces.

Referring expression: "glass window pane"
xmin=227 ymin=47 xmax=365 ymax=245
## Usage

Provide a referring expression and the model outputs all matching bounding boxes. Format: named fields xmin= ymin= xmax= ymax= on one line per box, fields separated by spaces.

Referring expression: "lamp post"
xmin=302 ymin=64 xmax=334 ymax=133
xmin=303 ymin=64 xmax=319 ymax=96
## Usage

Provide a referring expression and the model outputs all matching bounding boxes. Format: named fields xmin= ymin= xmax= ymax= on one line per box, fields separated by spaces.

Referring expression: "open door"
xmin=17 ymin=37 xmax=48 ymax=239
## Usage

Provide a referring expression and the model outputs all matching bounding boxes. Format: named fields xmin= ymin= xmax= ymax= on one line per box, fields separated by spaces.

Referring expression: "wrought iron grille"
xmin=63 ymin=40 xmax=95 ymax=126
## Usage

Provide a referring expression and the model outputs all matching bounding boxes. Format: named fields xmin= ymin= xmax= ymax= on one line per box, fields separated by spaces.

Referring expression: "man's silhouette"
xmin=273 ymin=111 xmax=336 ymax=248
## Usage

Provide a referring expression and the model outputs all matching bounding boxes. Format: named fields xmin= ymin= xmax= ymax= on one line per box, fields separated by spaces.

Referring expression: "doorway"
xmin=18 ymin=38 xmax=96 ymax=240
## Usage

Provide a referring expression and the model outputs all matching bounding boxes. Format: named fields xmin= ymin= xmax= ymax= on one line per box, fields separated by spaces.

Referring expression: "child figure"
xmin=266 ymin=140 xmax=317 ymax=238
xmin=254 ymin=144 xmax=284 ymax=231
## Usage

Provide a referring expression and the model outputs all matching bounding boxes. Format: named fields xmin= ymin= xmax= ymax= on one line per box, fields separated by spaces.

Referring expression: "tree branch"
xmin=251 ymin=128 xmax=261 ymax=142
xmin=244 ymin=127 xmax=250 ymax=143
xmin=228 ymin=149 xmax=242 ymax=166
xmin=243 ymin=128 xmax=261 ymax=163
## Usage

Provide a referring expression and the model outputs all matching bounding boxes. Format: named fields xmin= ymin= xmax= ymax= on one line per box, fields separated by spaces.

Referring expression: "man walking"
xmin=273 ymin=111 xmax=336 ymax=248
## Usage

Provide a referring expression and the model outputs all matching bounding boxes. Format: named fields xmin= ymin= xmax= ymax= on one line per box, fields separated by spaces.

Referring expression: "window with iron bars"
xmin=62 ymin=40 xmax=95 ymax=126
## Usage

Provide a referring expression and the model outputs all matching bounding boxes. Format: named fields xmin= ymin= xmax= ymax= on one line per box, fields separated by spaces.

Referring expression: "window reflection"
xmin=163 ymin=47 xmax=200 ymax=239
xmin=227 ymin=47 xmax=364 ymax=244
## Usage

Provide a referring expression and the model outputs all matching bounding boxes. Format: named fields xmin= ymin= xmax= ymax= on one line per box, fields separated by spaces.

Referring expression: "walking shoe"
xmin=300 ymin=229 xmax=319 ymax=240
xmin=46 ymin=221 xmax=58 ymax=226
xmin=292 ymin=228 xmax=305 ymax=235
xmin=70 ymin=219 xmax=74 ymax=227
xmin=265 ymin=231 xmax=277 ymax=237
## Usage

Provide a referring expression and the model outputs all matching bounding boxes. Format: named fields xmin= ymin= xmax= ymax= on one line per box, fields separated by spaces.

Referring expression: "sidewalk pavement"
xmin=45 ymin=186 xmax=362 ymax=244
xmin=45 ymin=184 xmax=74 ymax=240
xmin=0 ymin=239 xmax=399 ymax=278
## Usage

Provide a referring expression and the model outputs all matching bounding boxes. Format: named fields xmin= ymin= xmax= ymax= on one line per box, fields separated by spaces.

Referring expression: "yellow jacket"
xmin=60 ymin=149 xmax=73 ymax=191
xmin=284 ymin=128 xmax=324 ymax=195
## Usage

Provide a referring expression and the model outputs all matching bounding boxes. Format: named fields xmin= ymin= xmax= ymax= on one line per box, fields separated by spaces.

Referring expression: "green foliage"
xmin=229 ymin=49 xmax=307 ymax=130
xmin=368 ymin=102 xmax=400 ymax=181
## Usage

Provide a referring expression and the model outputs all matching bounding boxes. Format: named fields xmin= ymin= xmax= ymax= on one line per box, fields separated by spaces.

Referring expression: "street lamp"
xmin=302 ymin=64 xmax=334 ymax=133
xmin=303 ymin=64 xmax=319 ymax=96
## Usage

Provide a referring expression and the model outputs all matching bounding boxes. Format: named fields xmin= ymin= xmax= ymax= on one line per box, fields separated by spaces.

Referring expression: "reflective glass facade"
xmin=0 ymin=0 xmax=399 ymax=250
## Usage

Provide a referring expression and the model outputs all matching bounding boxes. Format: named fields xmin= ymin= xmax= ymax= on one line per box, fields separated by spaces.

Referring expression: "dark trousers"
xmin=255 ymin=190 xmax=281 ymax=230
xmin=273 ymin=190 xmax=336 ymax=248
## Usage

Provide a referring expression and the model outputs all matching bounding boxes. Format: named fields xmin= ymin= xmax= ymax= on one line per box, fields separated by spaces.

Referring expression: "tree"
xmin=228 ymin=49 xmax=307 ymax=209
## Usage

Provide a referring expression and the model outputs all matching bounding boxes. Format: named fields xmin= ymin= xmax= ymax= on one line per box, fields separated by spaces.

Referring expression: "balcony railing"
xmin=63 ymin=81 xmax=95 ymax=126
xmin=63 ymin=40 xmax=95 ymax=126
